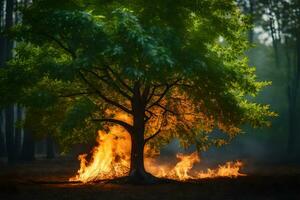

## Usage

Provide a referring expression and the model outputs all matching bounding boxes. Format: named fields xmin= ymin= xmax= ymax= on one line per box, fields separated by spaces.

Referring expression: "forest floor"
xmin=0 ymin=157 xmax=300 ymax=200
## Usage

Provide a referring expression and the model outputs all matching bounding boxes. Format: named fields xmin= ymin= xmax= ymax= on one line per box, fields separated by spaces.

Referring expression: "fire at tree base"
xmin=69 ymin=124 xmax=246 ymax=183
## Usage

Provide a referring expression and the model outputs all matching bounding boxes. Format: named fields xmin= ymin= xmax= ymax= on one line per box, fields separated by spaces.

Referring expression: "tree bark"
xmin=4 ymin=0 xmax=14 ymax=60
xmin=0 ymin=0 xmax=6 ymax=157
xmin=14 ymin=106 xmax=23 ymax=158
xmin=5 ymin=106 xmax=16 ymax=164
xmin=20 ymin=129 xmax=35 ymax=161
xmin=287 ymin=89 xmax=296 ymax=154
xmin=127 ymin=83 xmax=156 ymax=183
xmin=287 ymin=36 xmax=300 ymax=157
xmin=46 ymin=134 xmax=55 ymax=159
xmin=248 ymin=0 xmax=255 ymax=43
xmin=0 ymin=110 xmax=6 ymax=157
xmin=3 ymin=0 xmax=15 ymax=164
xmin=0 ymin=0 xmax=5 ymax=65
xmin=129 ymin=132 xmax=148 ymax=182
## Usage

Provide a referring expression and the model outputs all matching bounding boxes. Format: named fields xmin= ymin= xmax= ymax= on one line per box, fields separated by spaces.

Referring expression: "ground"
xmin=0 ymin=157 xmax=300 ymax=200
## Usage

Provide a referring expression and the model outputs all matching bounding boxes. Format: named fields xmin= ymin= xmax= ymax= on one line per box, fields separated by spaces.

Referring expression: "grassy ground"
xmin=0 ymin=158 xmax=300 ymax=200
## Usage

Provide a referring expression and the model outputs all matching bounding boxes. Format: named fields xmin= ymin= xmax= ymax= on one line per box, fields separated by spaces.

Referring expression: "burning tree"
xmin=0 ymin=0 xmax=275 ymax=183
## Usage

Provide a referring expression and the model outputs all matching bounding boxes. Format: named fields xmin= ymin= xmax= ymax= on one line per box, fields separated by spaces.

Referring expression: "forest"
xmin=0 ymin=0 xmax=300 ymax=199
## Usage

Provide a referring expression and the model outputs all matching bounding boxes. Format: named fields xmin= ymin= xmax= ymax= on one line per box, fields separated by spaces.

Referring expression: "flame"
xmin=70 ymin=132 xmax=245 ymax=182
xmin=70 ymin=112 xmax=246 ymax=183
xmin=69 ymin=112 xmax=132 ymax=183
xmin=69 ymin=128 xmax=131 ymax=182
xmin=197 ymin=161 xmax=245 ymax=179
xmin=144 ymin=153 xmax=245 ymax=181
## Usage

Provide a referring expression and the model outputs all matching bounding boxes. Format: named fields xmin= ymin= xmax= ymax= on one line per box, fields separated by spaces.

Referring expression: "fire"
xmin=174 ymin=152 xmax=200 ymax=180
xmin=70 ymin=123 xmax=246 ymax=182
xmin=69 ymin=128 xmax=131 ymax=182
xmin=197 ymin=161 xmax=245 ymax=179
xmin=69 ymin=112 xmax=132 ymax=183
xmin=144 ymin=152 xmax=245 ymax=181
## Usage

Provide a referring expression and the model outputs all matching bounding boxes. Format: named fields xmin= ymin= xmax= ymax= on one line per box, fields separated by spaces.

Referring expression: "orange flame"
xmin=144 ymin=152 xmax=245 ymax=181
xmin=69 ymin=122 xmax=246 ymax=182
xmin=69 ymin=128 xmax=131 ymax=183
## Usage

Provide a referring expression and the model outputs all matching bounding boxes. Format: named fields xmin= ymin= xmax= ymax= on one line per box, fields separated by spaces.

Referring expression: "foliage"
xmin=0 ymin=0 xmax=276 ymax=151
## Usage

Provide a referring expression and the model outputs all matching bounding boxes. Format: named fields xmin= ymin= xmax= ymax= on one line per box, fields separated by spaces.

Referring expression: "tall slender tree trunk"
xmin=0 ymin=111 xmax=6 ymax=157
xmin=21 ymin=129 xmax=35 ymax=161
xmin=46 ymin=134 xmax=55 ymax=159
xmin=287 ymin=89 xmax=297 ymax=155
xmin=3 ymin=0 xmax=16 ymax=164
xmin=14 ymin=106 xmax=23 ymax=159
xmin=287 ymin=36 xmax=300 ymax=157
xmin=4 ymin=0 xmax=14 ymax=59
xmin=248 ymin=0 xmax=255 ymax=43
xmin=0 ymin=0 xmax=5 ymax=64
xmin=0 ymin=0 xmax=6 ymax=157
xmin=5 ymin=106 xmax=16 ymax=164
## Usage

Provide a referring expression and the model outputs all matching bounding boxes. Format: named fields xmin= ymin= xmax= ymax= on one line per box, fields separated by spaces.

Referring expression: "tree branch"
xmin=92 ymin=118 xmax=133 ymax=134
xmin=144 ymin=109 xmax=158 ymax=123
xmin=144 ymin=128 xmax=162 ymax=144
xmin=147 ymin=79 xmax=181 ymax=109
xmin=105 ymin=65 xmax=134 ymax=94
xmin=58 ymin=91 xmax=94 ymax=98
xmin=79 ymin=71 xmax=132 ymax=114
xmin=84 ymin=69 xmax=132 ymax=100
xmin=156 ymin=103 xmax=179 ymax=116
xmin=42 ymin=32 xmax=77 ymax=59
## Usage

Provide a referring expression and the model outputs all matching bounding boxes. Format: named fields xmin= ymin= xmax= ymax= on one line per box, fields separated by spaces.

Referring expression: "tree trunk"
xmin=4 ymin=0 xmax=14 ymax=60
xmin=0 ymin=0 xmax=5 ymax=65
xmin=128 ymin=125 xmax=157 ymax=184
xmin=3 ymin=0 xmax=15 ymax=164
xmin=0 ymin=0 xmax=6 ymax=157
xmin=287 ymin=36 xmax=300 ymax=158
xmin=287 ymin=89 xmax=297 ymax=155
xmin=46 ymin=134 xmax=55 ymax=159
xmin=5 ymin=106 xmax=16 ymax=164
xmin=248 ymin=0 xmax=255 ymax=43
xmin=20 ymin=129 xmax=35 ymax=161
xmin=0 ymin=110 xmax=6 ymax=157
xmin=14 ymin=106 xmax=22 ymax=159
xmin=127 ymin=83 xmax=156 ymax=183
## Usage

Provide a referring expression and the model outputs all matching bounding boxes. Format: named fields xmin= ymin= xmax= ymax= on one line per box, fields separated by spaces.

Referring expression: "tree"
xmin=252 ymin=0 xmax=300 ymax=157
xmin=0 ymin=0 xmax=36 ymax=162
xmin=237 ymin=0 xmax=257 ymax=43
xmin=20 ymin=129 xmax=35 ymax=161
xmin=0 ymin=0 xmax=6 ymax=157
xmin=2 ymin=0 xmax=17 ymax=164
xmin=0 ymin=0 xmax=275 ymax=182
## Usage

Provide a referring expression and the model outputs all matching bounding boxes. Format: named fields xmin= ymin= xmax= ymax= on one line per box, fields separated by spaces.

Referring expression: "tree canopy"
xmin=0 ymin=0 xmax=275 ymax=152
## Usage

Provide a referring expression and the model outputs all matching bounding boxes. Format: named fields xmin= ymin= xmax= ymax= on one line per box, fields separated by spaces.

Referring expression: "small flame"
xmin=197 ymin=161 xmax=245 ymax=179
xmin=174 ymin=152 xmax=200 ymax=180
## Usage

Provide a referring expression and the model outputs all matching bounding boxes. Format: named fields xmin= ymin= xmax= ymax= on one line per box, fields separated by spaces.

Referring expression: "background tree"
xmin=0 ymin=0 xmax=39 ymax=163
xmin=0 ymin=0 xmax=6 ymax=157
xmin=0 ymin=0 xmax=275 ymax=182
xmin=243 ymin=0 xmax=300 ymax=158
xmin=1 ymin=0 xmax=16 ymax=164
